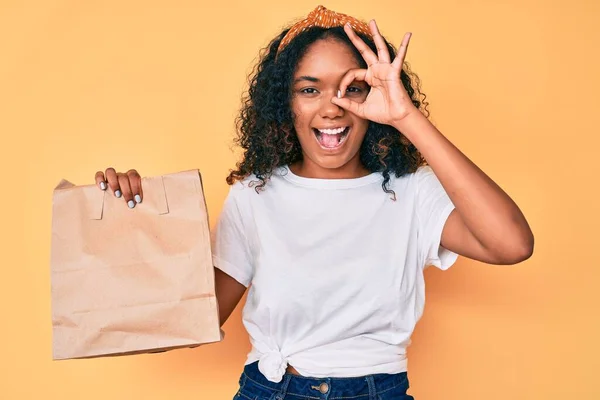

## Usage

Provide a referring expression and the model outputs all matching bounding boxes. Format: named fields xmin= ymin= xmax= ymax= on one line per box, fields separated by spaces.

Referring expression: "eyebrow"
xmin=293 ymin=75 xmax=320 ymax=84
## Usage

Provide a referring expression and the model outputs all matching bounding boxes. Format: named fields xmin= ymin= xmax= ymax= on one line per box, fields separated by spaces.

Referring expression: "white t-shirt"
xmin=211 ymin=164 xmax=458 ymax=383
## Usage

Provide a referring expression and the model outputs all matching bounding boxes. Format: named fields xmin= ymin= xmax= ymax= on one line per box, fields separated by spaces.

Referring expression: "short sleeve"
xmin=415 ymin=166 xmax=459 ymax=270
xmin=211 ymin=185 xmax=254 ymax=287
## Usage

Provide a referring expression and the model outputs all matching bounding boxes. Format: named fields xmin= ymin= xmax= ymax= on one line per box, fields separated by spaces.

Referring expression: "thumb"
xmin=331 ymin=96 xmax=364 ymax=117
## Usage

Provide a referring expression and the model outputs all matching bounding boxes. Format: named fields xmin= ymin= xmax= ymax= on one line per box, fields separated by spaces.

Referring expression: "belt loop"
xmin=366 ymin=375 xmax=377 ymax=399
xmin=274 ymin=374 xmax=292 ymax=400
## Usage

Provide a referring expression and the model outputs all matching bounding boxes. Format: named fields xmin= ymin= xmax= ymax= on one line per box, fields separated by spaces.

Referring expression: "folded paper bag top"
xmin=50 ymin=169 xmax=222 ymax=360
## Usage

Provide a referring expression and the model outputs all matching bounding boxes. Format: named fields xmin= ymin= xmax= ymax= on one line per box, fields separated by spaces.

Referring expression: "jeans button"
xmin=319 ymin=382 xmax=329 ymax=394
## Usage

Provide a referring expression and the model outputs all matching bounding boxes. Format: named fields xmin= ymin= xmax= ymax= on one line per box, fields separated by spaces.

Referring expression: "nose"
xmin=319 ymin=95 xmax=344 ymax=119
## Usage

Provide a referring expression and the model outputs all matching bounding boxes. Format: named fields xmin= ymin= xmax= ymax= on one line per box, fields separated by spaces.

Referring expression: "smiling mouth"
xmin=313 ymin=126 xmax=350 ymax=150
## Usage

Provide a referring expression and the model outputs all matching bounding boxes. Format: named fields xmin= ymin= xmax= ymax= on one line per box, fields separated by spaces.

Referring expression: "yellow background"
xmin=1 ymin=0 xmax=598 ymax=398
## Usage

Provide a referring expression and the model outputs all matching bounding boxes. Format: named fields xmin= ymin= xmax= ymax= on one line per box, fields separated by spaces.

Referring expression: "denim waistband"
xmin=240 ymin=361 xmax=409 ymax=399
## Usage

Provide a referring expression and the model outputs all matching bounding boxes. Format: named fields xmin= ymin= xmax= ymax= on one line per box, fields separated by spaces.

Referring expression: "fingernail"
xmin=100 ymin=181 xmax=107 ymax=190
xmin=115 ymin=190 xmax=122 ymax=198
xmin=128 ymin=200 xmax=135 ymax=209
xmin=134 ymin=194 xmax=142 ymax=204
xmin=337 ymin=89 xmax=342 ymax=98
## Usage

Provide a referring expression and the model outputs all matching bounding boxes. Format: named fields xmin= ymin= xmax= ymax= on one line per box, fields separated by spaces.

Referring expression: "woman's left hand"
xmin=331 ymin=20 xmax=418 ymax=127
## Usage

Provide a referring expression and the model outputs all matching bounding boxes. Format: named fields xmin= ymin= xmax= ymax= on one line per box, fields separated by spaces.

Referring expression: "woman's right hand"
xmin=95 ymin=168 xmax=143 ymax=209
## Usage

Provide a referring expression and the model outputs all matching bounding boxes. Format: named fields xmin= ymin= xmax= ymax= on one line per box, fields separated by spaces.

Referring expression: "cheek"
xmin=353 ymin=119 xmax=370 ymax=139
xmin=291 ymin=103 xmax=311 ymax=132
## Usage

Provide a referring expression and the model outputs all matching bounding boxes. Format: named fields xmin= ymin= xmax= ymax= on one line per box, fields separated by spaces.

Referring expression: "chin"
xmin=314 ymin=156 xmax=354 ymax=170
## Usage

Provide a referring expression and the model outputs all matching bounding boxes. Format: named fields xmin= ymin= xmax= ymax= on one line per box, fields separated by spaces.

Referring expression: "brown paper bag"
xmin=50 ymin=169 xmax=221 ymax=360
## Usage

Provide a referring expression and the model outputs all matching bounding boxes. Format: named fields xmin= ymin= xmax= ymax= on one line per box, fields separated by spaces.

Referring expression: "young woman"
xmin=94 ymin=6 xmax=534 ymax=399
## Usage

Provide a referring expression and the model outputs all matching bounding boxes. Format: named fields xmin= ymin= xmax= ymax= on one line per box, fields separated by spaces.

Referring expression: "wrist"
xmin=391 ymin=107 xmax=427 ymax=138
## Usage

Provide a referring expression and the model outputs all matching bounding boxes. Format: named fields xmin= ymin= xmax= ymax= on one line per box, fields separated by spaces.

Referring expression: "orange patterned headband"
xmin=276 ymin=5 xmax=373 ymax=55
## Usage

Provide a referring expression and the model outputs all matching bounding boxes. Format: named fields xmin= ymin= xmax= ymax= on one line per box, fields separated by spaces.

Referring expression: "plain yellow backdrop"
xmin=1 ymin=0 xmax=598 ymax=399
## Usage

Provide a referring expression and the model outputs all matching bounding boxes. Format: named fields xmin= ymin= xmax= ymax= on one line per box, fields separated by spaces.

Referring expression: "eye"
xmin=300 ymin=88 xmax=319 ymax=94
xmin=346 ymin=86 xmax=363 ymax=94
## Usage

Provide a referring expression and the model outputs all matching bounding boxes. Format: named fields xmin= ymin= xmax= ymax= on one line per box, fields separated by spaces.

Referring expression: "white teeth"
xmin=317 ymin=127 xmax=347 ymax=135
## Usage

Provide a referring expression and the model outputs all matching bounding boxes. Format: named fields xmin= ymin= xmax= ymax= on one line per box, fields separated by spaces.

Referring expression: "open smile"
xmin=312 ymin=126 xmax=351 ymax=151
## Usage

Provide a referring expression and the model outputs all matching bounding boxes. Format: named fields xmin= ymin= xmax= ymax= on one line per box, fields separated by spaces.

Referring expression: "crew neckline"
xmin=278 ymin=165 xmax=383 ymax=189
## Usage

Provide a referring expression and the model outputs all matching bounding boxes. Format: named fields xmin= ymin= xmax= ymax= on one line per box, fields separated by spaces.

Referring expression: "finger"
xmin=369 ymin=20 xmax=391 ymax=64
xmin=391 ymin=32 xmax=412 ymax=70
xmin=330 ymin=96 xmax=365 ymax=118
xmin=338 ymin=69 xmax=368 ymax=97
xmin=117 ymin=173 xmax=135 ymax=209
xmin=95 ymin=171 xmax=107 ymax=190
xmin=105 ymin=168 xmax=121 ymax=198
xmin=127 ymin=169 xmax=143 ymax=204
xmin=343 ymin=23 xmax=378 ymax=67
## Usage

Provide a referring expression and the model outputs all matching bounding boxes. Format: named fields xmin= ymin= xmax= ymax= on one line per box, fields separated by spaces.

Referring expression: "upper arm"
xmin=415 ymin=165 xmax=523 ymax=267
xmin=441 ymin=209 xmax=516 ymax=265
xmin=214 ymin=267 xmax=247 ymax=327
xmin=211 ymin=185 xmax=254 ymax=326
xmin=211 ymin=185 xmax=255 ymax=286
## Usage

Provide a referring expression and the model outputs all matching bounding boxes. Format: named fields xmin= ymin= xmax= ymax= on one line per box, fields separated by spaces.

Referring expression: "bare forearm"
xmin=395 ymin=111 xmax=534 ymax=256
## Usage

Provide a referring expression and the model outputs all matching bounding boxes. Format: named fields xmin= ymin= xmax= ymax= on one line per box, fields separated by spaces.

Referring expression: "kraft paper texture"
xmin=50 ymin=170 xmax=221 ymax=360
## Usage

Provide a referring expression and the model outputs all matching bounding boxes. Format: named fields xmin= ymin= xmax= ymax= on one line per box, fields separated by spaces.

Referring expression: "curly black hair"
xmin=227 ymin=25 xmax=428 ymax=199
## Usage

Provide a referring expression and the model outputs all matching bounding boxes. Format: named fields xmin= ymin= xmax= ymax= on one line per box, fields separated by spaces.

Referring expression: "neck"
xmin=289 ymin=159 xmax=371 ymax=179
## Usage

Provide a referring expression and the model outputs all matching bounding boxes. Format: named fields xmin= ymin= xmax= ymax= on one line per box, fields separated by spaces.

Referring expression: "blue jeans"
xmin=233 ymin=361 xmax=415 ymax=400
